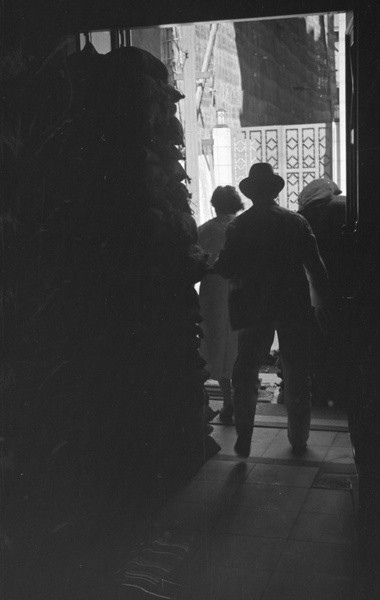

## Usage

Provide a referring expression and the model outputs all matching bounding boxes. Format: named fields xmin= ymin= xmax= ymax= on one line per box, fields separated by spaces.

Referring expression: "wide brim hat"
xmin=239 ymin=162 xmax=285 ymax=199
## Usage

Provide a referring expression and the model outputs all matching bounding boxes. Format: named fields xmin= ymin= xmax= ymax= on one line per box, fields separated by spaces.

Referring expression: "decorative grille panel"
xmin=248 ymin=130 xmax=263 ymax=164
xmin=265 ymin=129 xmax=279 ymax=168
xmin=232 ymin=124 xmax=332 ymax=209
xmin=286 ymin=129 xmax=299 ymax=169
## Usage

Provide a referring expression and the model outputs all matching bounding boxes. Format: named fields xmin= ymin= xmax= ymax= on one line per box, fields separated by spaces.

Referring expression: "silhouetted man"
xmin=215 ymin=163 xmax=330 ymax=457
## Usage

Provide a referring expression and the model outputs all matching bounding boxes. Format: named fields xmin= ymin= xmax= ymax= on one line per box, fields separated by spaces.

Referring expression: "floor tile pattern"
xmin=149 ymin=423 xmax=361 ymax=600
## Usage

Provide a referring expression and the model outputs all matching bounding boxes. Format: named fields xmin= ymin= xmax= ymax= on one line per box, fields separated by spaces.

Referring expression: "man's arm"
xmin=300 ymin=217 xmax=332 ymax=334
xmin=301 ymin=217 xmax=331 ymax=308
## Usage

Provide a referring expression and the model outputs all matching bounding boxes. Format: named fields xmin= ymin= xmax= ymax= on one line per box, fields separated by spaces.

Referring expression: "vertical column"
xmin=181 ymin=25 xmax=200 ymax=224
xmin=338 ymin=12 xmax=347 ymax=194
xmin=212 ymin=126 xmax=233 ymax=188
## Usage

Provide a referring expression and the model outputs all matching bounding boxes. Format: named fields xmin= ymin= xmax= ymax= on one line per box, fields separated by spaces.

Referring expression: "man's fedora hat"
xmin=239 ymin=162 xmax=285 ymax=199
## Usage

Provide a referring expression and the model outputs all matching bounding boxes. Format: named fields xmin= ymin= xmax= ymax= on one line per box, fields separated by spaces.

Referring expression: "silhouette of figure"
xmin=198 ymin=186 xmax=244 ymax=423
xmin=215 ymin=163 xmax=330 ymax=457
xmin=298 ymin=178 xmax=348 ymax=407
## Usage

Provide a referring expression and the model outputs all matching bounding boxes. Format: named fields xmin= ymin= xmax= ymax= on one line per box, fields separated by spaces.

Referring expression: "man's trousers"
xmin=232 ymin=313 xmax=312 ymax=448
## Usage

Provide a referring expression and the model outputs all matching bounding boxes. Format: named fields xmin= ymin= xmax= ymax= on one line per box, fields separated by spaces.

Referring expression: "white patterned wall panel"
xmin=318 ymin=125 xmax=332 ymax=178
xmin=232 ymin=123 xmax=332 ymax=209
xmin=233 ymin=131 xmax=249 ymax=187
xmin=264 ymin=129 xmax=279 ymax=168
xmin=249 ymin=130 xmax=263 ymax=166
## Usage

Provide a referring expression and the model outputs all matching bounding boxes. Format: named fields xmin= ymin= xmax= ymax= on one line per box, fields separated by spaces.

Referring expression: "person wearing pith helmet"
xmin=214 ymin=162 xmax=331 ymax=457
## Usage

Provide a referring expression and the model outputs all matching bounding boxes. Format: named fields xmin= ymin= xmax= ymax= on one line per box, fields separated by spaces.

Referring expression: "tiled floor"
xmin=7 ymin=403 xmax=380 ymax=600
xmin=131 ymin=420 xmax=361 ymax=600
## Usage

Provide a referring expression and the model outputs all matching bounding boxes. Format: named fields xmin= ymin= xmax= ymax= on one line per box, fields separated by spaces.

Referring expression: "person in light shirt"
xmin=198 ymin=186 xmax=244 ymax=424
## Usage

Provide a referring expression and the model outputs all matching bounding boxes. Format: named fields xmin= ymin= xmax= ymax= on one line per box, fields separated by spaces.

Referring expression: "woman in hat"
xmin=198 ymin=185 xmax=244 ymax=423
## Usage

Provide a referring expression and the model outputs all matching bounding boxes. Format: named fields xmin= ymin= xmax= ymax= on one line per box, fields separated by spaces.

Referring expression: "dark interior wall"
xmin=50 ymin=0 xmax=353 ymax=31
xmin=3 ymin=0 xmax=353 ymax=49
xmin=355 ymin=6 xmax=380 ymax=237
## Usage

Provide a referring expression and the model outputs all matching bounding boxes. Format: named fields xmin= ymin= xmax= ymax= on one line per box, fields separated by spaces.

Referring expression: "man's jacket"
xmin=214 ymin=202 xmax=329 ymax=330
xmin=299 ymin=196 xmax=347 ymax=299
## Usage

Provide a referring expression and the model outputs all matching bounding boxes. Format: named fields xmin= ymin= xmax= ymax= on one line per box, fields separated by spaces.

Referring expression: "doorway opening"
xmin=79 ymin=12 xmax=351 ymax=431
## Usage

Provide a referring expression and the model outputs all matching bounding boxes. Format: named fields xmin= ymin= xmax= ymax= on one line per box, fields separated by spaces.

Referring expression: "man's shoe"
xmin=291 ymin=443 xmax=307 ymax=455
xmin=234 ymin=433 xmax=252 ymax=458
xmin=219 ymin=404 xmax=234 ymax=425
